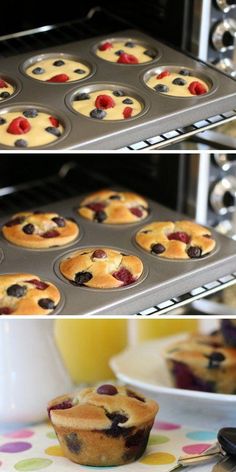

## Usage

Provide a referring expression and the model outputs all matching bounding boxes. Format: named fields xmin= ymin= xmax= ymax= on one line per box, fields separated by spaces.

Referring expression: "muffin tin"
xmin=0 ymin=29 xmax=235 ymax=149
xmin=0 ymin=191 xmax=236 ymax=316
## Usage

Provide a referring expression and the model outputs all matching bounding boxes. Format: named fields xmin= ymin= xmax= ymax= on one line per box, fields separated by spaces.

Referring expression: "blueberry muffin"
xmin=0 ymin=78 xmax=14 ymax=101
xmin=72 ymin=90 xmax=142 ymax=120
xmin=146 ymin=69 xmax=209 ymax=97
xmin=0 ymin=109 xmax=63 ymax=148
xmin=96 ymin=39 xmax=158 ymax=64
xmin=165 ymin=334 xmax=236 ymax=394
xmin=48 ymin=384 xmax=159 ymax=466
xmin=3 ymin=211 xmax=79 ymax=249
xmin=78 ymin=190 xmax=149 ymax=224
xmin=59 ymin=248 xmax=143 ymax=288
xmin=26 ymin=57 xmax=90 ymax=82
xmin=0 ymin=274 xmax=60 ymax=315
xmin=135 ymin=220 xmax=216 ymax=259
xmin=221 ymin=320 xmax=236 ymax=348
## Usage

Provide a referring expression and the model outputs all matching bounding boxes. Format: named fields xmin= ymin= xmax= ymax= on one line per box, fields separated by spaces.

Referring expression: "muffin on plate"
xmin=48 ymin=384 xmax=159 ymax=466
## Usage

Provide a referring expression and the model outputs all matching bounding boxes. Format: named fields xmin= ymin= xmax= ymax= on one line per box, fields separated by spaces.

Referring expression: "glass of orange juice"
xmin=54 ymin=319 xmax=128 ymax=384
xmin=135 ymin=319 xmax=199 ymax=342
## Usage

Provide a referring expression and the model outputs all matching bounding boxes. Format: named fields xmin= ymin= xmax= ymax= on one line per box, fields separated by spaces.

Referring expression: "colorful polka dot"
xmin=182 ymin=444 xmax=212 ymax=455
xmin=4 ymin=430 xmax=34 ymax=439
xmin=0 ymin=461 xmax=2 ymax=467
xmin=0 ymin=442 xmax=32 ymax=453
xmin=154 ymin=421 xmax=181 ymax=431
xmin=148 ymin=434 xmax=170 ymax=446
xmin=140 ymin=452 xmax=176 ymax=465
xmin=186 ymin=431 xmax=217 ymax=441
xmin=46 ymin=432 xmax=57 ymax=440
xmin=14 ymin=458 xmax=52 ymax=471
xmin=45 ymin=445 xmax=64 ymax=457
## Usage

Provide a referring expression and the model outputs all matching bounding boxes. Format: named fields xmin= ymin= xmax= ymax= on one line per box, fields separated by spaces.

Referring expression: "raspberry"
xmin=41 ymin=230 xmax=60 ymax=238
xmin=130 ymin=207 xmax=143 ymax=217
xmin=95 ymin=94 xmax=115 ymax=110
xmin=123 ymin=106 xmax=133 ymax=119
xmin=0 ymin=79 xmax=8 ymax=88
xmin=86 ymin=202 xmax=106 ymax=212
xmin=47 ymin=74 xmax=69 ymax=83
xmin=117 ymin=53 xmax=139 ymax=64
xmin=113 ymin=267 xmax=135 ymax=285
xmin=24 ymin=279 xmax=49 ymax=290
xmin=168 ymin=232 xmax=190 ymax=244
xmin=99 ymin=42 xmax=113 ymax=51
xmin=0 ymin=306 xmax=13 ymax=315
xmin=188 ymin=81 xmax=207 ymax=95
xmin=49 ymin=116 xmax=59 ymax=127
xmin=7 ymin=117 xmax=31 ymax=135
xmin=156 ymin=70 xmax=171 ymax=79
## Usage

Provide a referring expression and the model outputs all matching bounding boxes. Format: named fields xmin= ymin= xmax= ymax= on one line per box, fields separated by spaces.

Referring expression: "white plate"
xmin=110 ymin=334 xmax=236 ymax=429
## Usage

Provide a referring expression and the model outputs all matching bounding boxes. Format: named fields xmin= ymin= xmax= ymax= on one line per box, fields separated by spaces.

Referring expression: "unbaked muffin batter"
xmin=146 ymin=69 xmax=209 ymax=97
xmin=72 ymin=89 xmax=142 ymax=120
xmin=0 ymin=109 xmax=64 ymax=147
xmin=26 ymin=57 xmax=90 ymax=82
xmin=96 ymin=40 xmax=157 ymax=64
xmin=0 ymin=78 xmax=14 ymax=100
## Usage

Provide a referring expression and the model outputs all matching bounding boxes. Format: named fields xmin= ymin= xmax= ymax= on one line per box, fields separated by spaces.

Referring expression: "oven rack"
xmin=119 ymin=111 xmax=236 ymax=151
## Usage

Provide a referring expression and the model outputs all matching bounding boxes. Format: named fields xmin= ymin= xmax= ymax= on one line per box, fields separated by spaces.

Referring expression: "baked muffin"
xmin=72 ymin=89 xmax=142 ymax=120
xmin=0 ymin=78 xmax=14 ymax=100
xmin=146 ymin=68 xmax=209 ymax=97
xmin=59 ymin=248 xmax=143 ymax=288
xmin=48 ymin=384 xmax=159 ymax=466
xmin=2 ymin=211 xmax=79 ymax=249
xmin=78 ymin=189 xmax=149 ymax=224
xmin=135 ymin=220 xmax=216 ymax=259
xmin=165 ymin=334 xmax=236 ymax=394
xmin=221 ymin=320 xmax=236 ymax=348
xmin=0 ymin=274 xmax=60 ymax=315
xmin=0 ymin=109 xmax=63 ymax=148
xmin=96 ymin=39 xmax=158 ymax=64
xmin=26 ymin=57 xmax=90 ymax=82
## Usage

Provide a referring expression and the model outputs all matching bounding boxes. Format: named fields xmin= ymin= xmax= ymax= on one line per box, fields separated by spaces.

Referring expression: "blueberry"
xmin=74 ymin=69 xmax=86 ymax=74
xmin=65 ymin=433 xmax=81 ymax=454
xmin=105 ymin=412 xmax=129 ymax=438
xmin=38 ymin=298 xmax=55 ymax=310
xmin=144 ymin=49 xmax=157 ymax=59
xmin=23 ymin=109 xmax=38 ymax=118
xmin=74 ymin=271 xmax=93 ymax=286
xmin=92 ymin=249 xmax=107 ymax=259
xmin=154 ymin=84 xmax=169 ymax=93
xmin=7 ymin=284 xmax=26 ymax=298
xmin=97 ymin=384 xmax=118 ymax=395
xmin=22 ymin=223 xmax=34 ymax=235
xmin=53 ymin=60 xmax=65 ymax=66
xmin=125 ymin=41 xmax=135 ymax=48
xmin=115 ymin=49 xmax=125 ymax=56
xmin=0 ymin=92 xmax=10 ymax=99
xmin=32 ymin=67 xmax=45 ymax=75
xmin=0 ymin=117 xmax=6 ymax=125
xmin=151 ymin=243 xmax=165 ymax=254
xmin=122 ymin=98 xmax=133 ymax=104
xmin=90 ymin=108 xmax=107 ymax=119
xmin=113 ymin=90 xmax=126 ymax=97
xmin=207 ymin=352 xmax=225 ymax=369
xmin=15 ymin=139 xmax=28 ymax=148
xmin=74 ymin=92 xmax=90 ymax=100
xmin=45 ymin=126 xmax=61 ymax=137
xmin=94 ymin=210 xmax=107 ymax=222
xmin=52 ymin=216 xmax=65 ymax=227
xmin=172 ymin=77 xmax=186 ymax=86
xmin=187 ymin=246 xmax=202 ymax=258
xmin=179 ymin=69 xmax=191 ymax=76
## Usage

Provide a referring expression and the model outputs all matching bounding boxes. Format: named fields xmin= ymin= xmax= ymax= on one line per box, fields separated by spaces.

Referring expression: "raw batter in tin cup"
xmin=146 ymin=68 xmax=209 ymax=97
xmin=96 ymin=39 xmax=158 ymax=64
xmin=72 ymin=89 xmax=142 ymax=120
xmin=26 ymin=57 xmax=90 ymax=83
xmin=0 ymin=78 xmax=14 ymax=100
xmin=0 ymin=108 xmax=64 ymax=148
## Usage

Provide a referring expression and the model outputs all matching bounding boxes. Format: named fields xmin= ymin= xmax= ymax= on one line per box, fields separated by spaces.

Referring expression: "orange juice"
xmin=136 ymin=319 xmax=199 ymax=342
xmin=54 ymin=319 xmax=128 ymax=384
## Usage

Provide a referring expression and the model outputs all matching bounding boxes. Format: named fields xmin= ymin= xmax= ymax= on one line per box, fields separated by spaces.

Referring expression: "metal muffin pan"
xmin=0 ymin=191 xmax=236 ymax=316
xmin=0 ymin=29 xmax=235 ymax=149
